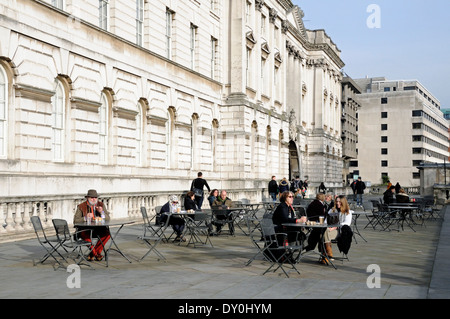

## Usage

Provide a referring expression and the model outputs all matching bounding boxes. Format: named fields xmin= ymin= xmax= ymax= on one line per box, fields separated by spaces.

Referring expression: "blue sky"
xmin=292 ymin=0 xmax=450 ymax=109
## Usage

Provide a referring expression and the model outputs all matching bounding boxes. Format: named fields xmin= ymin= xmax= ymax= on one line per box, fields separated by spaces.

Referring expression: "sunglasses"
xmin=287 ymin=195 xmax=294 ymax=198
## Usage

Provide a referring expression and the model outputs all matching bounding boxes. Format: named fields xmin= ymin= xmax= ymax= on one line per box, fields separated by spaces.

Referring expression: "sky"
xmin=291 ymin=0 xmax=450 ymax=109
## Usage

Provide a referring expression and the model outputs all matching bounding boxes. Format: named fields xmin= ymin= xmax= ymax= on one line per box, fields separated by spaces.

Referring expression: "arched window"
xmin=0 ymin=65 xmax=7 ymax=158
xmin=99 ymin=92 xmax=109 ymax=164
xmin=51 ymin=79 xmax=65 ymax=161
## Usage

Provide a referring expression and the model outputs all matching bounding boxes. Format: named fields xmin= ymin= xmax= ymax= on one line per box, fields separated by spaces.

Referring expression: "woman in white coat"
xmin=323 ymin=196 xmax=352 ymax=263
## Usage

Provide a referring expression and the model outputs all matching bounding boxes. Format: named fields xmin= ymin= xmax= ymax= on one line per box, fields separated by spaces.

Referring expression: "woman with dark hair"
xmin=383 ymin=185 xmax=396 ymax=204
xmin=184 ymin=191 xmax=199 ymax=211
xmin=272 ymin=191 xmax=306 ymax=243
xmin=207 ymin=189 xmax=219 ymax=207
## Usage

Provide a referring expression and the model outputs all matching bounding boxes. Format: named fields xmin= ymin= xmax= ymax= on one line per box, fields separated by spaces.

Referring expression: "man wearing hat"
xmin=74 ymin=189 xmax=111 ymax=261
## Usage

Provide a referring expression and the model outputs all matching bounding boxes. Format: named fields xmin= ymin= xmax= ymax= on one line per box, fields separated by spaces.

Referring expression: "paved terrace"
xmin=0 ymin=200 xmax=449 ymax=300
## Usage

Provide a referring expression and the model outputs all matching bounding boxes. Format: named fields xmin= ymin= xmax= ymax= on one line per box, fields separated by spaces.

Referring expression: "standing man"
xmin=268 ymin=176 xmax=279 ymax=202
xmin=190 ymin=172 xmax=211 ymax=209
xmin=355 ymin=176 xmax=366 ymax=207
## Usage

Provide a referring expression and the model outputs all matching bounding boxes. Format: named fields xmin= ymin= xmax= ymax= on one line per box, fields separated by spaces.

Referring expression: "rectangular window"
xmin=211 ymin=37 xmax=217 ymax=79
xmin=381 ymin=148 xmax=388 ymax=155
xmin=381 ymin=111 xmax=388 ymax=118
xmin=384 ymin=87 xmax=390 ymax=92
xmin=136 ymin=0 xmax=144 ymax=46
xmin=381 ymin=160 xmax=388 ymax=167
xmin=412 ymin=110 xmax=422 ymax=117
xmin=52 ymin=0 xmax=64 ymax=10
xmin=412 ymin=148 xmax=423 ymax=154
xmin=381 ymin=97 xmax=388 ymax=104
xmin=166 ymin=8 xmax=174 ymax=59
xmin=0 ymin=67 xmax=7 ymax=157
xmin=381 ymin=124 xmax=388 ymax=130
xmin=99 ymin=0 xmax=109 ymax=30
xmin=381 ymin=136 xmax=388 ymax=143
xmin=190 ymin=23 xmax=198 ymax=70
xmin=412 ymin=172 xmax=420 ymax=179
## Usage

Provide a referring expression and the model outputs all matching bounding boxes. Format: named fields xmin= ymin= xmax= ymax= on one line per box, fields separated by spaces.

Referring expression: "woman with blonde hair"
xmin=322 ymin=195 xmax=353 ymax=263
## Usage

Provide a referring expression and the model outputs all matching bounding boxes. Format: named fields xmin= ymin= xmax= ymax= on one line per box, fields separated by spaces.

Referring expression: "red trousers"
xmin=78 ymin=227 xmax=111 ymax=256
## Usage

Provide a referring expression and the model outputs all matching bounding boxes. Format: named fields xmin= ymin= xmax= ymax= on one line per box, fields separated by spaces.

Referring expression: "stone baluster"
xmin=14 ymin=202 xmax=24 ymax=231
xmin=5 ymin=203 xmax=14 ymax=232
xmin=23 ymin=202 xmax=32 ymax=230
xmin=0 ymin=203 xmax=7 ymax=234
xmin=37 ymin=201 xmax=48 ymax=228
xmin=46 ymin=201 xmax=53 ymax=226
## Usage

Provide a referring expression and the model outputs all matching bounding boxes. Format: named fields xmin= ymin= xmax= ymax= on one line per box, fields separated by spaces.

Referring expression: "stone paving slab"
xmin=0 ymin=202 xmax=449 ymax=300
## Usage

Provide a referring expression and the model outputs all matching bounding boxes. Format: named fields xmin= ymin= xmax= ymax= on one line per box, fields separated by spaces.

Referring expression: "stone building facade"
xmin=341 ymin=77 xmax=361 ymax=185
xmin=0 ymin=0 xmax=344 ymax=233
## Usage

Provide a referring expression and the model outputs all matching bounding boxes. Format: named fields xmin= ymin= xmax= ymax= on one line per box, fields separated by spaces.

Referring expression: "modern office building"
xmin=352 ymin=77 xmax=449 ymax=187
xmin=0 ymin=0 xmax=345 ymax=235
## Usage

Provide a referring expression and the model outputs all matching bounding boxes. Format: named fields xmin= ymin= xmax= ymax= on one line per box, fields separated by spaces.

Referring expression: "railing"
xmin=0 ymin=189 xmax=263 ymax=242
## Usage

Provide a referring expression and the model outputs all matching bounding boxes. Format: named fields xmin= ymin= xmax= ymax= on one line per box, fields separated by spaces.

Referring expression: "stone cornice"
xmin=14 ymin=84 xmax=54 ymax=103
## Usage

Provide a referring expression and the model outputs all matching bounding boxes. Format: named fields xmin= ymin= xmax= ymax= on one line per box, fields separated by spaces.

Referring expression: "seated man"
xmin=304 ymin=193 xmax=326 ymax=252
xmin=211 ymin=190 xmax=234 ymax=235
xmin=73 ymin=189 xmax=111 ymax=261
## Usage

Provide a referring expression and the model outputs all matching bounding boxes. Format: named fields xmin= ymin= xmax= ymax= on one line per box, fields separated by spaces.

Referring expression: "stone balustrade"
xmin=0 ymin=189 xmax=263 ymax=242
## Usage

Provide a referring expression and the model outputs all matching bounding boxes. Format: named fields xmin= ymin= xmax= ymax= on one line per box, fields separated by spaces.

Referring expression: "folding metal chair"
xmin=140 ymin=206 xmax=171 ymax=242
xmin=259 ymin=218 xmax=302 ymax=278
xmin=245 ymin=226 xmax=270 ymax=266
xmin=31 ymin=216 xmax=66 ymax=269
xmin=211 ymin=208 xmax=234 ymax=235
xmin=52 ymin=219 xmax=95 ymax=269
xmin=137 ymin=210 xmax=171 ymax=262
xmin=185 ymin=211 xmax=213 ymax=248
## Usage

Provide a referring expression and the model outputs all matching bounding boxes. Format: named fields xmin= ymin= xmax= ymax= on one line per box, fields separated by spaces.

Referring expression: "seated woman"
xmin=207 ymin=189 xmax=219 ymax=208
xmin=160 ymin=195 xmax=186 ymax=242
xmin=383 ymin=185 xmax=396 ymax=204
xmin=396 ymin=189 xmax=410 ymax=203
xmin=272 ymin=191 xmax=306 ymax=244
xmin=323 ymin=195 xmax=353 ymax=263
xmin=184 ymin=191 xmax=199 ymax=211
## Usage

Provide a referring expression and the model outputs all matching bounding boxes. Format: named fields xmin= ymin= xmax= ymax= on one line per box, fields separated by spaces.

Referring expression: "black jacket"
xmin=190 ymin=178 xmax=211 ymax=195
xmin=184 ymin=197 xmax=198 ymax=211
xmin=306 ymin=199 xmax=325 ymax=222
xmin=272 ymin=202 xmax=297 ymax=229
xmin=268 ymin=180 xmax=279 ymax=194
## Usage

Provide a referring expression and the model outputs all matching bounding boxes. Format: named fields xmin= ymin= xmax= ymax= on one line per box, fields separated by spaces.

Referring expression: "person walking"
xmin=190 ymin=172 xmax=211 ymax=209
xmin=355 ymin=176 xmax=366 ymax=207
xmin=268 ymin=176 xmax=279 ymax=202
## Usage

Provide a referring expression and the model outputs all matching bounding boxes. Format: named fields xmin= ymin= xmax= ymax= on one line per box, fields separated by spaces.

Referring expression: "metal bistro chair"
xmin=138 ymin=209 xmax=171 ymax=262
xmin=185 ymin=210 xmax=214 ymax=248
xmin=211 ymin=207 xmax=235 ymax=236
xmin=259 ymin=218 xmax=302 ymax=278
xmin=140 ymin=206 xmax=171 ymax=243
xmin=31 ymin=216 xmax=67 ymax=270
xmin=52 ymin=219 xmax=95 ymax=269
xmin=245 ymin=224 xmax=271 ymax=267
